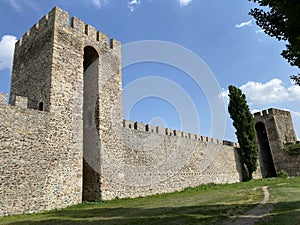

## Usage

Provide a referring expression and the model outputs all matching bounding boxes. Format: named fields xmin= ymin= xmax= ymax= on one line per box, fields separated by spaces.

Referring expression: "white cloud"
xmin=77 ymin=0 xmax=109 ymax=8
xmin=127 ymin=0 xmax=141 ymax=12
xmin=82 ymin=0 xmax=109 ymax=8
xmin=89 ymin=0 xmax=109 ymax=8
xmin=291 ymin=110 xmax=300 ymax=118
xmin=0 ymin=35 xmax=17 ymax=71
xmin=218 ymin=88 xmax=229 ymax=104
xmin=251 ymin=109 xmax=261 ymax=114
xmin=8 ymin=0 xmax=23 ymax=12
xmin=287 ymin=85 xmax=300 ymax=101
xmin=219 ymin=78 xmax=300 ymax=106
xmin=255 ymin=29 xmax=264 ymax=34
xmin=220 ymin=79 xmax=300 ymax=140
xmin=178 ymin=0 xmax=192 ymax=7
xmin=241 ymin=79 xmax=300 ymax=104
xmin=235 ymin=19 xmax=253 ymax=28
xmin=7 ymin=0 xmax=39 ymax=13
xmin=240 ymin=79 xmax=290 ymax=104
xmin=126 ymin=0 xmax=192 ymax=12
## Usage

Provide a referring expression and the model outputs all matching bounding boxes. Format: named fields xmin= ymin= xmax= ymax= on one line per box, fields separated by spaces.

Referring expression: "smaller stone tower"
xmin=254 ymin=108 xmax=299 ymax=177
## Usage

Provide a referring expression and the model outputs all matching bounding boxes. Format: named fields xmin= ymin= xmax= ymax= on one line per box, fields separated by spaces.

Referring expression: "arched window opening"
xmin=83 ymin=46 xmax=99 ymax=72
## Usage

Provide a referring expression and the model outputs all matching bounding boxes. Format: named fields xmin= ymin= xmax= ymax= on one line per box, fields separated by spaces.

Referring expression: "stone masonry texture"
xmin=0 ymin=7 xmax=298 ymax=217
xmin=254 ymin=108 xmax=300 ymax=177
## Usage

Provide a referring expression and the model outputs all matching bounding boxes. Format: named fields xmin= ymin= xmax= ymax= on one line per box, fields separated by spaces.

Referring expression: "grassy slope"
xmin=257 ymin=177 xmax=300 ymax=225
xmin=0 ymin=177 xmax=299 ymax=225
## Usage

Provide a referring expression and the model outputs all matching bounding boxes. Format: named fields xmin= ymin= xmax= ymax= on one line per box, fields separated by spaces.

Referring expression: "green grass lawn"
xmin=0 ymin=177 xmax=299 ymax=225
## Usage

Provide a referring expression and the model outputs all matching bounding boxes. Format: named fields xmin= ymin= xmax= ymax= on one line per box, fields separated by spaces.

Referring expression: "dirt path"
xmin=223 ymin=186 xmax=273 ymax=225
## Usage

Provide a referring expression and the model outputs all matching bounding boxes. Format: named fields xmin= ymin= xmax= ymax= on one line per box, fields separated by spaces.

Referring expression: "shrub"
xmin=277 ymin=170 xmax=289 ymax=178
xmin=283 ymin=143 xmax=300 ymax=155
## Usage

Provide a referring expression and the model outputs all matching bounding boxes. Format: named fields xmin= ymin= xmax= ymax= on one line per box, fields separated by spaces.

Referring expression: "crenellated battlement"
xmin=1 ymin=93 xmax=28 ymax=109
xmin=16 ymin=9 xmax=53 ymax=47
xmin=254 ymin=108 xmax=271 ymax=117
xmin=69 ymin=15 xmax=120 ymax=49
xmin=0 ymin=93 xmax=47 ymax=112
xmin=11 ymin=95 xmax=28 ymax=109
xmin=254 ymin=108 xmax=291 ymax=118
xmin=16 ymin=7 xmax=120 ymax=50
xmin=122 ymin=119 xmax=239 ymax=147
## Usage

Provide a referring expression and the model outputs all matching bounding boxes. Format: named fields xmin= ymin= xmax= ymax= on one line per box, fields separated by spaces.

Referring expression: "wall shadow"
xmin=83 ymin=46 xmax=101 ymax=201
xmin=255 ymin=122 xmax=277 ymax=178
xmin=3 ymin=201 xmax=299 ymax=225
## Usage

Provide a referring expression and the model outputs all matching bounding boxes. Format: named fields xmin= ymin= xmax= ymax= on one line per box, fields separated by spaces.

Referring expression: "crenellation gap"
xmin=134 ymin=122 xmax=145 ymax=131
xmin=165 ymin=128 xmax=173 ymax=136
xmin=156 ymin=126 xmax=164 ymax=134
xmin=84 ymin=24 xmax=88 ymax=35
xmin=12 ymin=95 xmax=28 ymax=109
xmin=262 ymin=109 xmax=269 ymax=116
xmin=71 ymin=17 xmax=85 ymax=33
xmin=97 ymin=32 xmax=108 ymax=48
xmin=110 ymin=38 xmax=121 ymax=49
xmin=85 ymin=24 xmax=97 ymax=40
xmin=17 ymin=38 xmax=22 ymax=46
xmin=223 ymin=140 xmax=233 ymax=146
xmin=146 ymin=124 xmax=155 ymax=133
xmin=123 ymin=119 xmax=134 ymax=129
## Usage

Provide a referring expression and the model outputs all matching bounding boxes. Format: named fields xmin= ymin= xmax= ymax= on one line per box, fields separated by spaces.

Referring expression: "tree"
xmin=228 ymin=85 xmax=258 ymax=181
xmin=249 ymin=1 xmax=300 ymax=84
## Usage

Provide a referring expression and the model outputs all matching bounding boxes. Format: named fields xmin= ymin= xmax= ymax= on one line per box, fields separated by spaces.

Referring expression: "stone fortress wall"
xmin=0 ymin=7 xmax=121 ymax=216
xmin=0 ymin=6 xmax=298 ymax=218
xmin=99 ymin=119 xmax=243 ymax=200
xmin=0 ymin=91 xmax=244 ymax=217
xmin=0 ymin=93 xmax=82 ymax=216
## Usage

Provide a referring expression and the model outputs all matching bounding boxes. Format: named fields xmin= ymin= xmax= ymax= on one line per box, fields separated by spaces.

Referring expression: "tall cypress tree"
xmin=228 ymin=85 xmax=258 ymax=181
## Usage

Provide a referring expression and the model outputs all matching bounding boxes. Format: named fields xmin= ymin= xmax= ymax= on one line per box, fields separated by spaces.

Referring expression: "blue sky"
xmin=0 ymin=0 xmax=299 ymax=141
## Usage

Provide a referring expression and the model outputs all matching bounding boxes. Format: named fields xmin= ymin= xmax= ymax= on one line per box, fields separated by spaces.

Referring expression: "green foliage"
xmin=283 ymin=143 xmax=300 ymax=155
xmin=277 ymin=169 xmax=289 ymax=178
xmin=241 ymin=164 xmax=250 ymax=182
xmin=228 ymin=85 xmax=258 ymax=181
xmin=248 ymin=0 xmax=300 ymax=84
